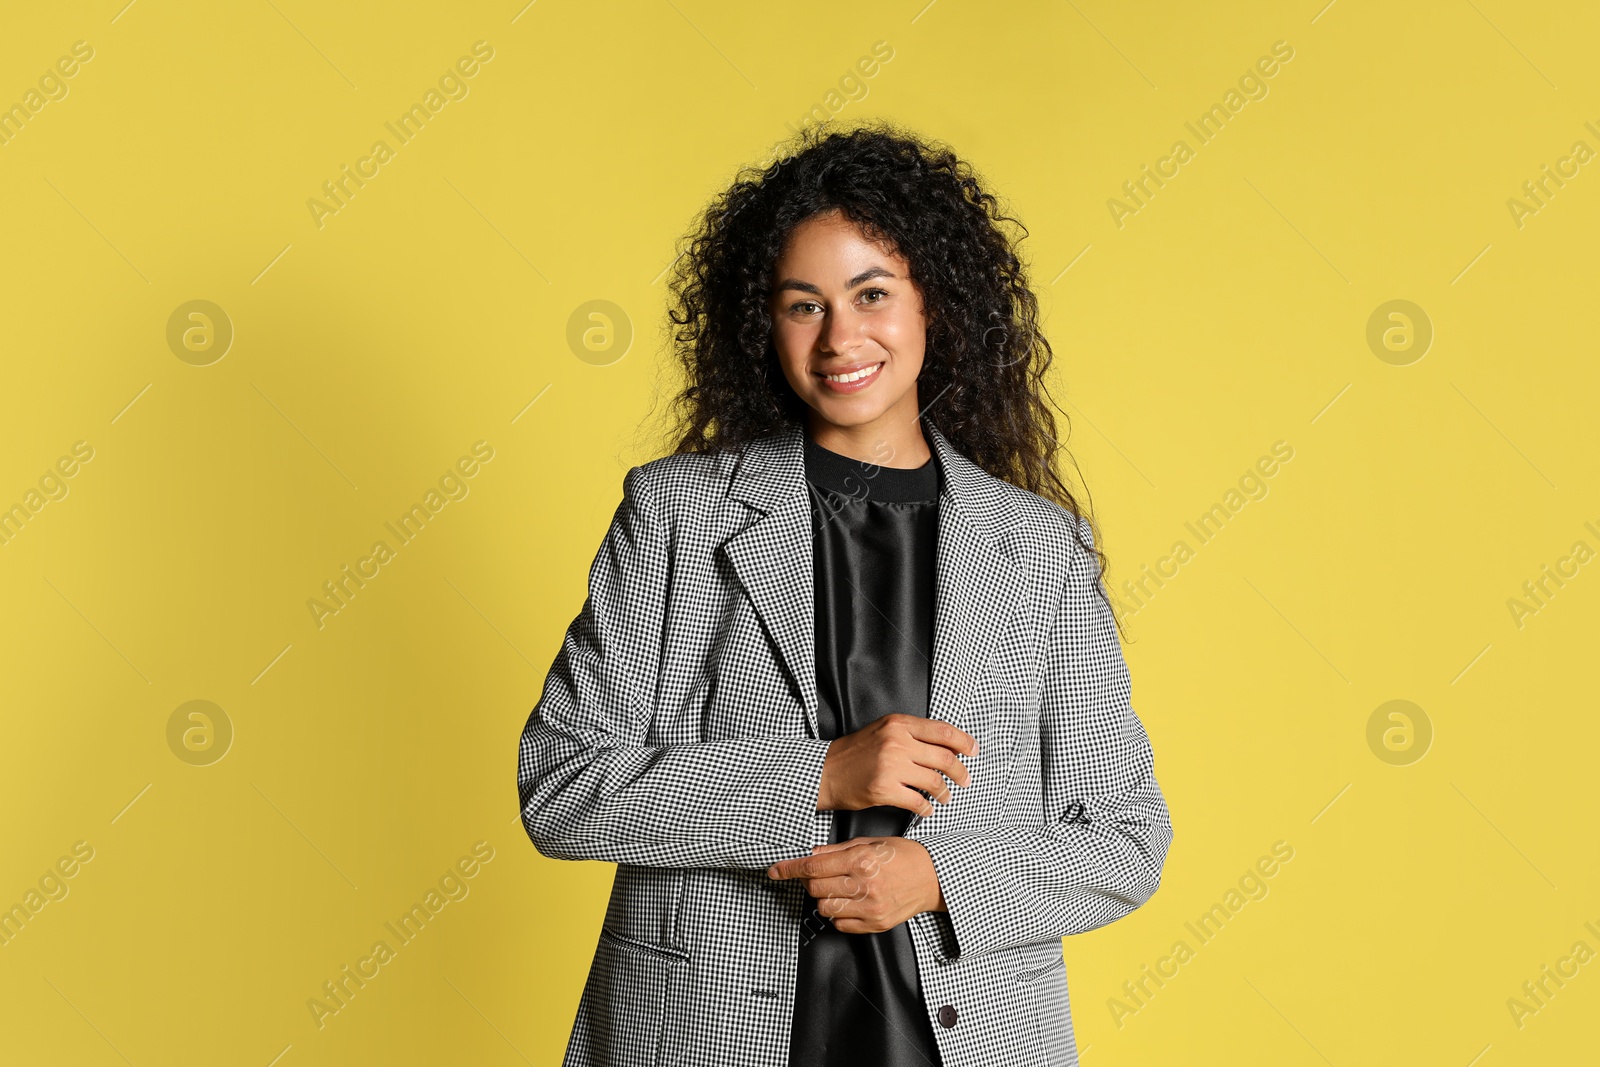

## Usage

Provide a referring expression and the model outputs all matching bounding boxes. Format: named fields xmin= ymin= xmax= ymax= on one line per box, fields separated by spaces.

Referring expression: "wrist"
xmin=912 ymin=839 xmax=946 ymax=913
xmin=815 ymin=742 xmax=834 ymax=812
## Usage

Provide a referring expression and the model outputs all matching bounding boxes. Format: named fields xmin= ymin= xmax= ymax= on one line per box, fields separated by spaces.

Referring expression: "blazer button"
xmin=937 ymin=1004 xmax=958 ymax=1028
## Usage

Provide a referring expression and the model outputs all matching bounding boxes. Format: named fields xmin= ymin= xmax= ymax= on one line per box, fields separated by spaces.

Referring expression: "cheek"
xmin=881 ymin=310 xmax=925 ymax=364
xmin=772 ymin=316 xmax=816 ymax=357
xmin=772 ymin=320 xmax=801 ymax=355
xmin=772 ymin=338 xmax=810 ymax=388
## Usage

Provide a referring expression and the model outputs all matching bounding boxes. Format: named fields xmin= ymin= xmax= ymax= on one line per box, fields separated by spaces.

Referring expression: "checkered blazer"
xmin=518 ymin=412 xmax=1172 ymax=1067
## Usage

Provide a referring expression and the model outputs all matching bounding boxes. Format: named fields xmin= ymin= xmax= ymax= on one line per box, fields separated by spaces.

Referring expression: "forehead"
xmin=775 ymin=211 xmax=908 ymax=271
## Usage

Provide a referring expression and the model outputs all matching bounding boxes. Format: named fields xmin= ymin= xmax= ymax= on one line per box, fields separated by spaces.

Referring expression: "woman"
xmin=518 ymin=121 xmax=1172 ymax=1067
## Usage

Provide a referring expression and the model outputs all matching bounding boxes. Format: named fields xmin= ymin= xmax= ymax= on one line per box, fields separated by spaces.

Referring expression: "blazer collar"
xmin=720 ymin=413 xmax=1026 ymax=741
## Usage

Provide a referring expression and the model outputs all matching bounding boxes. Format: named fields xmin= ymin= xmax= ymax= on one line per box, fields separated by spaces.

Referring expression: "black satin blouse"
xmin=788 ymin=433 xmax=944 ymax=1067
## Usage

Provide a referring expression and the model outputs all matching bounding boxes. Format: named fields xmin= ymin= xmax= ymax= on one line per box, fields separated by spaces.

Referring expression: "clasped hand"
xmin=765 ymin=714 xmax=978 ymax=933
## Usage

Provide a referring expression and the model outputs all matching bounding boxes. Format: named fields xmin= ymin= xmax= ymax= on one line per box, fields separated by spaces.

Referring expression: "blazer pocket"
xmin=1016 ymin=948 xmax=1077 ymax=1062
xmin=1014 ymin=954 xmax=1066 ymax=985
xmin=599 ymin=925 xmax=692 ymax=965
xmin=578 ymin=928 xmax=688 ymax=1067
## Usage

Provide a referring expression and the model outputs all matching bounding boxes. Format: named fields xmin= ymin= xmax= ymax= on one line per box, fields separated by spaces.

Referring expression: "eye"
xmin=788 ymin=299 xmax=821 ymax=315
xmin=860 ymin=287 xmax=889 ymax=304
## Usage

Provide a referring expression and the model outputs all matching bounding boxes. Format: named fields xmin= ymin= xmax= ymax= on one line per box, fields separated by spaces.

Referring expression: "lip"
xmin=815 ymin=360 xmax=884 ymax=394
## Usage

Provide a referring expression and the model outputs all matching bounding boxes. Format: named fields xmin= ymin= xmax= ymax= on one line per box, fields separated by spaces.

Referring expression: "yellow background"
xmin=2 ymin=0 xmax=1595 ymax=1063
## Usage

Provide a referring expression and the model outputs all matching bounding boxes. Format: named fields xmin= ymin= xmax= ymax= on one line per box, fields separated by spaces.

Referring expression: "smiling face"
xmin=768 ymin=209 xmax=930 ymax=464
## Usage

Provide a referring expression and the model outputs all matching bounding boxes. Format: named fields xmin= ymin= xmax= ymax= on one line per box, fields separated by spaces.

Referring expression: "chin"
xmin=809 ymin=399 xmax=894 ymax=428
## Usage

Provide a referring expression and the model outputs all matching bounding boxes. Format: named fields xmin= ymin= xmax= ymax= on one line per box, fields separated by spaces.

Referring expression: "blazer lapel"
xmin=920 ymin=417 xmax=1027 ymax=743
xmin=721 ymin=414 xmax=1026 ymax=742
xmin=722 ymin=425 xmax=819 ymax=735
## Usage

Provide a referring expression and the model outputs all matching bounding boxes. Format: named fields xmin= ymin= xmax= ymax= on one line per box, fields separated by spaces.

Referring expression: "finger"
xmin=903 ymin=765 xmax=955 ymax=805
xmin=769 ymin=855 xmax=828 ymax=879
xmin=902 ymin=716 xmax=979 ymax=757
xmin=777 ymin=838 xmax=883 ymax=883
xmin=769 ymin=850 xmax=859 ymax=881
xmin=812 ymin=889 xmax=876 ymax=919
xmin=805 ymin=874 xmax=871 ymax=902
xmin=889 ymin=785 xmax=937 ymax=818
xmin=912 ymin=741 xmax=973 ymax=788
xmin=816 ymin=896 xmax=894 ymax=930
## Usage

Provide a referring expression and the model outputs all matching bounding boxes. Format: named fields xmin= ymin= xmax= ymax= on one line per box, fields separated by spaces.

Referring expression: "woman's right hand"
xmin=816 ymin=714 xmax=978 ymax=816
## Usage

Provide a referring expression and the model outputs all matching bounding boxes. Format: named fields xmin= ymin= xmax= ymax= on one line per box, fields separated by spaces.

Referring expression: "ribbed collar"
xmin=803 ymin=433 xmax=939 ymax=503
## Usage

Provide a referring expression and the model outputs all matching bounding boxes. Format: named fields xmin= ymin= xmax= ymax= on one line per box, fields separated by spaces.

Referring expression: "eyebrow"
xmin=773 ymin=266 xmax=897 ymax=296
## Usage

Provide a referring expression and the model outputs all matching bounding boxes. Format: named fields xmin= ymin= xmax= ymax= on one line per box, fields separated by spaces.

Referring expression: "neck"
xmin=805 ymin=408 xmax=931 ymax=470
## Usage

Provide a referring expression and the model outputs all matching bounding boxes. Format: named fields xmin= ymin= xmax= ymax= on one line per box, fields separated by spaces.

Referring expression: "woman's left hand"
xmin=766 ymin=837 xmax=946 ymax=933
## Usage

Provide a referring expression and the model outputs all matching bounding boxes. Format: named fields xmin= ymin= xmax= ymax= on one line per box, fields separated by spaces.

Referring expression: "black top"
xmin=788 ymin=433 xmax=944 ymax=1067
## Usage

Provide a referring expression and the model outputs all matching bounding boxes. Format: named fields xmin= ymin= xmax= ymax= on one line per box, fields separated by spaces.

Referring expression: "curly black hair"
xmin=650 ymin=117 xmax=1118 ymax=631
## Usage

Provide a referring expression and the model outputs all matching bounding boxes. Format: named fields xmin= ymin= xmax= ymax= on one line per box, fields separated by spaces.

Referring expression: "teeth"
xmin=824 ymin=363 xmax=881 ymax=383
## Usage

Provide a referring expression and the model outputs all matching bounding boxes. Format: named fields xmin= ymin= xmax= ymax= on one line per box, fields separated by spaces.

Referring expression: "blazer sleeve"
xmin=916 ymin=515 xmax=1173 ymax=961
xmin=517 ymin=464 xmax=835 ymax=869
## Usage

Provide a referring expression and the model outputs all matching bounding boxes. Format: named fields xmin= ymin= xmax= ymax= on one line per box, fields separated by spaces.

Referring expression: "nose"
xmin=820 ymin=303 xmax=863 ymax=356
